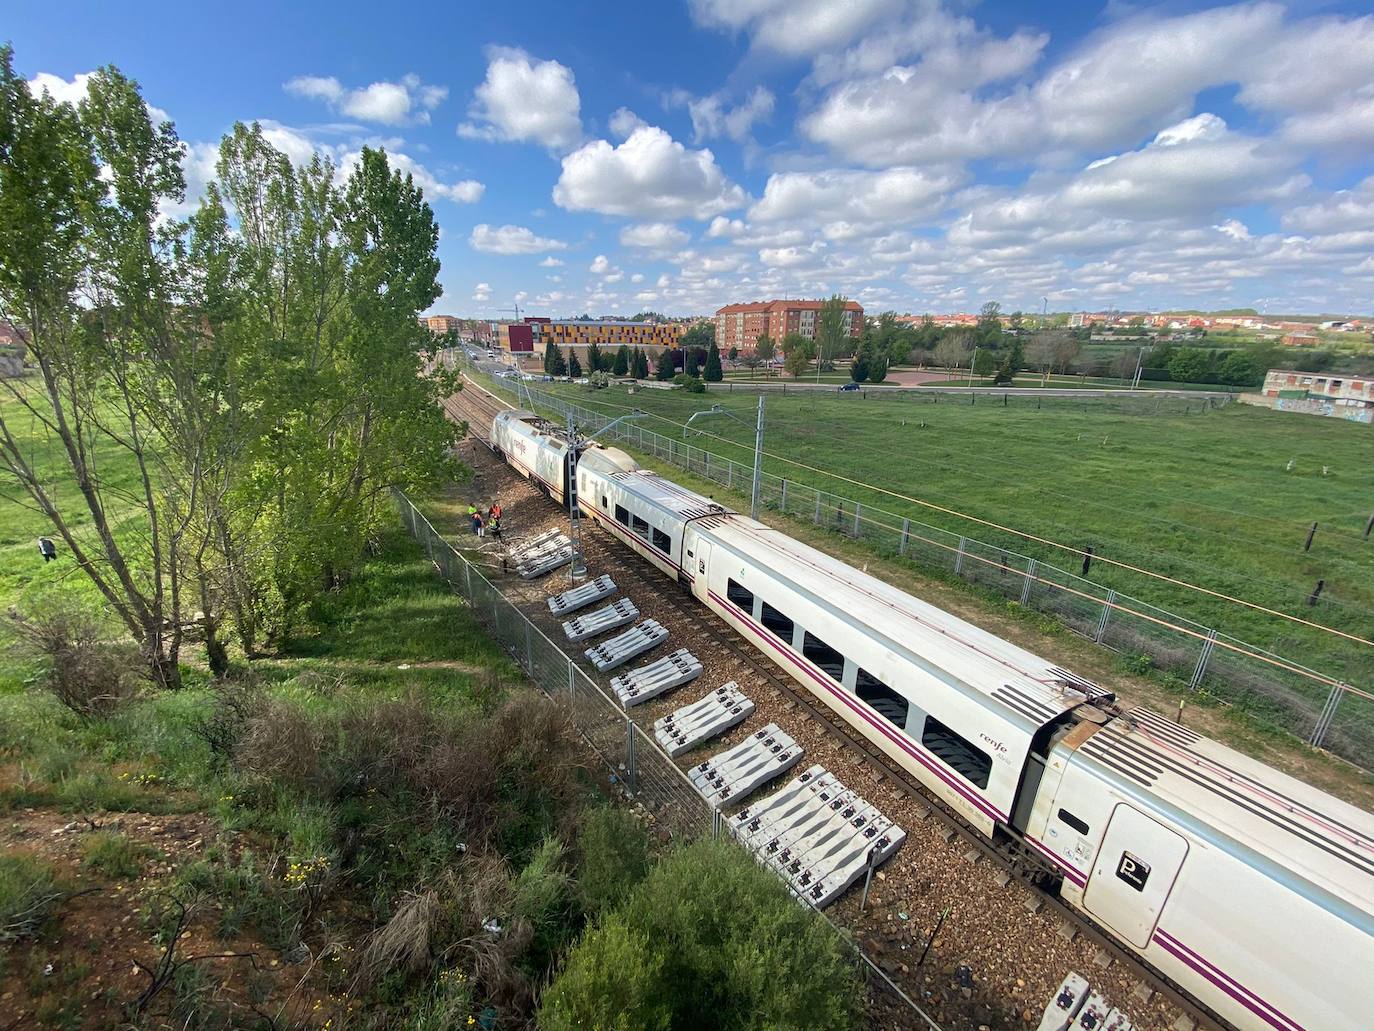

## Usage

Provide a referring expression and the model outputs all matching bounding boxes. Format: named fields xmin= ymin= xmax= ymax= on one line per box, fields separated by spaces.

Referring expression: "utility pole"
xmin=751 ymin=395 xmax=765 ymax=520
xmin=967 ymin=347 xmax=978 ymax=387
xmin=565 ymin=414 xmax=584 ymax=584
xmin=1131 ymin=346 xmax=1144 ymax=391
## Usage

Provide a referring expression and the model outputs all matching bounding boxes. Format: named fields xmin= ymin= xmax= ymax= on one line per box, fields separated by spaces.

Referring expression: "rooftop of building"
xmin=716 ymin=299 xmax=864 ymax=315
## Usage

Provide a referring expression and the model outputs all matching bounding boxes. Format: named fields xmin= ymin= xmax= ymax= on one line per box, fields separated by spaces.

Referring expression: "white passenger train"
xmin=492 ymin=410 xmax=1374 ymax=1031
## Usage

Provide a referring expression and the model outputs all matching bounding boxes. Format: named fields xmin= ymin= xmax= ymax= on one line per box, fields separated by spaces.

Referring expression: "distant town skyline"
xmin=8 ymin=0 xmax=1374 ymax=317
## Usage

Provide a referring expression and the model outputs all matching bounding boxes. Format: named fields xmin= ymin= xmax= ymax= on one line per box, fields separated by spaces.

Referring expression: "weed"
xmin=577 ymin=806 xmax=651 ymax=916
xmin=0 ymin=852 xmax=62 ymax=942
xmin=83 ymin=831 xmax=153 ymax=879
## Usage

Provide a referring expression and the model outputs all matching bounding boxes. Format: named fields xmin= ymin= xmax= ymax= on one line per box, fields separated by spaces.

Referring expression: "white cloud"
xmin=1279 ymin=90 xmax=1374 ymax=150
xmin=539 ymin=256 xmax=565 ymax=267
xmin=285 ymin=73 xmax=447 ymax=126
xmin=30 ymin=70 xmax=171 ymax=123
xmin=473 ymin=282 xmax=492 ymax=301
xmin=619 ymin=222 xmax=690 ymax=251
xmin=670 ymin=86 xmax=775 ymax=142
xmin=367 ymin=150 xmax=483 ymax=203
xmin=469 ymin=223 xmax=568 ymax=255
xmin=750 ymin=166 xmax=959 ymax=224
xmin=707 ymin=216 xmax=746 ymax=238
xmin=1283 ymin=177 xmax=1374 ymax=233
xmin=553 ymin=125 xmax=747 ymax=220
xmin=589 ymin=254 xmax=613 ymax=274
xmin=458 ymin=47 xmax=582 ymax=151
xmin=688 ymin=0 xmax=902 ymax=57
xmin=759 ymin=241 xmax=826 ymax=268
xmin=609 ymin=107 xmax=648 ymax=139
xmin=631 ymin=273 xmax=645 ymax=283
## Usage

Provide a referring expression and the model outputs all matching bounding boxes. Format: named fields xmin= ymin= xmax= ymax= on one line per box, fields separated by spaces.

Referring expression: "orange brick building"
xmin=714 ymin=299 xmax=864 ymax=351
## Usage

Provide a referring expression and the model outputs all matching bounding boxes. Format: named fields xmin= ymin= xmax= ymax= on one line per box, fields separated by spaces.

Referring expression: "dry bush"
xmin=190 ymin=675 xmax=267 ymax=764
xmin=7 ymin=605 xmax=140 ymax=718
xmin=234 ymin=699 xmax=327 ymax=789
xmin=357 ymin=888 xmax=442 ymax=985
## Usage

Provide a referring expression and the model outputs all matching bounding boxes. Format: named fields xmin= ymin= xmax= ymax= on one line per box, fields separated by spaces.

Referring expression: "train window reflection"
xmin=855 ymin=669 xmax=908 ymax=728
xmin=727 ymin=579 xmax=754 ymax=612
xmin=921 ymin=715 xmax=992 ymax=789
xmin=802 ymin=632 xmax=844 ymax=681
xmin=760 ymin=602 xmax=793 ymax=641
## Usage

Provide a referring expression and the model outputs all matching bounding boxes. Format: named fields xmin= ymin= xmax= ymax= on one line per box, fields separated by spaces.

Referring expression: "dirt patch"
xmin=0 ymin=809 xmax=338 ymax=1030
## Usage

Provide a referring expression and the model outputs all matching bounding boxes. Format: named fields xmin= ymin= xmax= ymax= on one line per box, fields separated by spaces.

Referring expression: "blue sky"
xmin=9 ymin=0 xmax=1374 ymax=317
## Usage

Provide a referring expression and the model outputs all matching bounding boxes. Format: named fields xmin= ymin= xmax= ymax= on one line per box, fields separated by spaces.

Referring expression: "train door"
xmin=1082 ymin=803 xmax=1188 ymax=948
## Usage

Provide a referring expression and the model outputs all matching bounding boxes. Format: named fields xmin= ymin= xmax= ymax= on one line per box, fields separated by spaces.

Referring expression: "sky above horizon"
xmin=8 ymin=0 xmax=1374 ymax=318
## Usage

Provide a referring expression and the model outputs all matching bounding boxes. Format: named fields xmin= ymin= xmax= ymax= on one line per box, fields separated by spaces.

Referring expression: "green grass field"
xmin=530 ymin=381 xmax=1374 ymax=691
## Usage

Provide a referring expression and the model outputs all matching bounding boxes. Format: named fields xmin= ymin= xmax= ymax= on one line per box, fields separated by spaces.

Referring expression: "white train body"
xmin=501 ymin=412 xmax=1374 ymax=1030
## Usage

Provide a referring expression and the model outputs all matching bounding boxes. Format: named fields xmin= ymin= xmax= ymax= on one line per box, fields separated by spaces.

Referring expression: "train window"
xmin=802 ymin=632 xmax=844 ymax=682
xmin=921 ymin=715 xmax=992 ymax=789
xmin=602 ymin=495 xmax=608 ymax=509
xmin=631 ymin=514 xmax=650 ymax=537
xmin=855 ymin=669 xmax=908 ymax=728
xmin=726 ymin=579 xmax=754 ymax=612
xmin=615 ymin=504 xmax=630 ymax=526
xmin=759 ymin=602 xmax=793 ymax=641
xmin=1058 ymin=809 xmax=1090 ymax=836
xmin=652 ymin=528 xmax=671 ymax=553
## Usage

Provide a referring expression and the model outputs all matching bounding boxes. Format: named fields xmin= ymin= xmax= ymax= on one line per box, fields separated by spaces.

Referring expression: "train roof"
xmin=701 ymin=516 xmax=1093 ymax=728
xmin=580 ymin=450 xmax=733 ymax=524
xmin=1080 ymin=707 xmax=1374 ymax=916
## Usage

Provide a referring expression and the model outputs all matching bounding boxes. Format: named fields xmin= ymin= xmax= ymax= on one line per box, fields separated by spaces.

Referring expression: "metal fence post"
xmin=900 ymin=518 xmax=910 ymax=556
xmin=954 ymin=537 xmax=966 ymax=576
xmin=814 ymin=492 xmax=821 ymax=524
xmin=567 ymin=657 xmax=576 ymax=698
xmin=625 ymin=718 xmax=637 ymax=792
xmin=780 ymin=479 xmax=788 ymax=512
xmin=1309 ymin=684 xmax=1345 ymax=748
xmin=1095 ymin=590 xmax=1116 ymax=643
xmin=1190 ymin=629 xmax=1218 ymax=690
xmin=525 ymin=623 xmax=534 ymax=671
xmin=853 ymin=504 xmax=862 ymax=537
xmin=1020 ymin=558 xmax=1037 ymax=605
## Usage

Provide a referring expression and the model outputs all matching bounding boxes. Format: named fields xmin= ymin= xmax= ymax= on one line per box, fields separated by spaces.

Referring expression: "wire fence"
xmin=393 ymin=489 xmax=939 ymax=1028
xmin=477 ymin=372 xmax=1371 ymax=771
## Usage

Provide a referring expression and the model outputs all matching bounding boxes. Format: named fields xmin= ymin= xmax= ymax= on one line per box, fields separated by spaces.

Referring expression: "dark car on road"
xmin=838 ymin=382 xmax=860 ymax=391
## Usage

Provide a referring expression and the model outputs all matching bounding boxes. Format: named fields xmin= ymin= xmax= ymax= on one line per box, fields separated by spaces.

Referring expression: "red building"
xmin=715 ymin=299 xmax=864 ymax=351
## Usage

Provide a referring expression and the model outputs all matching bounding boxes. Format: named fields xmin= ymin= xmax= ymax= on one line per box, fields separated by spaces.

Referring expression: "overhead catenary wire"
xmin=517 ymin=382 xmax=1374 ymax=653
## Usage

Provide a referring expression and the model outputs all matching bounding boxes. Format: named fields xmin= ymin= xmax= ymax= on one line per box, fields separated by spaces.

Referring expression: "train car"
xmin=1029 ymin=708 xmax=1374 ymax=1031
xmin=491 ymin=410 xmax=575 ymax=505
xmin=501 ymin=415 xmax=1374 ymax=1028
xmin=575 ymin=448 xmax=705 ymax=583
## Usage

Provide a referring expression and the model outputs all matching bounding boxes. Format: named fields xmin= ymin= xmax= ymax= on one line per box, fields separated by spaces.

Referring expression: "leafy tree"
xmin=685 ymin=347 xmax=700 ymax=377
xmin=972 ymin=347 xmax=996 ymax=379
xmin=754 ymin=332 xmax=775 ymax=364
xmin=781 ymin=332 xmax=814 ymax=379
xmin=1167 ymin=347 xmax=1211 ymax=384
xmin=1218 ymin=350 xmax=1263 ymax=386
xmin=1008 ymin=310 xmax=1024 ymax=331
xmin=704 ymin=342 xmax=723 ymax=382
xmin=849 ymin=351 xmax=869 ymax=382
xmin=633 ymin=347 xmax=649 ymax=378
xmin=913 ymin=314 xmax=940 ymax=351
xmin=612 ymin=344 xmax=629 ymax=376
xmin=869 ymin=352 xmax=889 ymax=383
xmin=655 ymin=348 xmax=675 ymax=380
xmin=1110 ymin=350 xmax=1139 ymax=381
xmin=567 ymin=350 xmax=582 ymax=378
xmin=975 ymin=301 xmax=1003 ymax=348
xmin=680 ymin=321 xmax=714 ymax=350
xmin=586 ymin=341 xmax=603 ymax=375
xmin=817 ymin=295 xmax=849 ymax=370
xmin=727 ymin=345 xmax=738 ymax=362
xmin=739 ymin=348 xmax=763 ymax=378
xmin=550 ymin=344 xmax=568 ymax=376
xmin=543 ymin=340 xmax=560 ymax=375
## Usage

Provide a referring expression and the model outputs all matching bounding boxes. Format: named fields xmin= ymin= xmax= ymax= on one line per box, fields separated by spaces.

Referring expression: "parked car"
xmin=838 ymin=382 xmax=860 ymax=392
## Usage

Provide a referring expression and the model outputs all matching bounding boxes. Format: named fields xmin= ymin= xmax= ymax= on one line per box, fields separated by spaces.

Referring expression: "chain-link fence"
xmin=474 ymin=370 xmax=1370 ymax=771
xmin=395 ymin=489 xmax=940 ymax=1028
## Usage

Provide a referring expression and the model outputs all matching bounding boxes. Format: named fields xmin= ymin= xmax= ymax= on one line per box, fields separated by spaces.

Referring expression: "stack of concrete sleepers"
xmin=562 ymin=598 xmax=639 ymax=642
xmin=547 ymin=575 xmax=616 ymax=615
xmin=653 ymin=683 xmax=754 ymax=756
xmin=584 ymin=620 xmax=668 ymax=672
xmin=688 ymin=724 xmax=801 ymax=808
xmin=609 ymin=649 xmax=702 ymax=707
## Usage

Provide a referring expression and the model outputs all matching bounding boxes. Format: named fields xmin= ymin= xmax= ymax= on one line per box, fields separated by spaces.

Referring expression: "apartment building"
xmin=424 ymin=314 xmax=460 ymax=334
xmin=714 ymin=299 xmax=864 ymax=350
xmin=498 ymin=318 xmax=681 ymax=354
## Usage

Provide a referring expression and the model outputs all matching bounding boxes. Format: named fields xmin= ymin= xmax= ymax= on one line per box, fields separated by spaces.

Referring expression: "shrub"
xmin=1118 ymin=653 xmax=1155 ymax=677
xmin=0 ymin=853 xmax=61 ymax=942
xmin=176 ymin=848 xmax=299 ymax=945
xmin=83 ymin=831 xmax=152 ymax=879
xmin=672 ymin=373 xmax=705 ymax=393
xmin=540 ymin=840 xmax=861 ymax=1030
xmin=576 ymin=806 xmax=650 ymax=915
xmin=8 ymin=605 xmax=139 ymax=719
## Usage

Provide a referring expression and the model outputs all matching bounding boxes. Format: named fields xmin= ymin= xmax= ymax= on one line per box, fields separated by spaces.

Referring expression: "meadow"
xmin=532 ymin=381 xmax=1374 ymax=692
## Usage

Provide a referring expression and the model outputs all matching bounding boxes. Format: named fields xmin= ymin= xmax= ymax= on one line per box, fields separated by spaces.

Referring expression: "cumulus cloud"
xmin=707 ymin=216 xmax=746 ymax=239
xmin=669 ymin=86 xmax=776 ymax=142
xmin=688 ymin=0 xmax=902 ymax=57
xmin=539 ymin=256 xmax=565 ymax=267
xmin=472 ymin=282 xmax=493 ymax=301
xmin=469 ymin=223 xmax=568 ymax=255
xmin=619 ymin=222 xmax=691 ymax=251
xmin=553 ymin=125 xmax=747 ymax=219
xmin=589 ymin=254 xmax=613 ymax=274
xmin=750 ymin=166 xmax=959 ymax=225
xmin=609 ymin=107 xmax=648 ymax=139
xmin=285 ymin=73 xmax=447 ymax=125
xmin=30 ymin=70 xmax=172 ymax=123
xmin=458 ymin=47 xmax=582 ymax=151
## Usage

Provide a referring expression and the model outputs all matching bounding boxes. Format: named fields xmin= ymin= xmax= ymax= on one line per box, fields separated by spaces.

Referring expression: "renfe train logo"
xmin=1116 ymin=851 xmax=1151 ymax=891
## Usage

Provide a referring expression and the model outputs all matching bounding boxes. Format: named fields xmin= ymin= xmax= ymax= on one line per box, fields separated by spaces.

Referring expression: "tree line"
xmin=0 ymin=48 xmax=459 ymax=685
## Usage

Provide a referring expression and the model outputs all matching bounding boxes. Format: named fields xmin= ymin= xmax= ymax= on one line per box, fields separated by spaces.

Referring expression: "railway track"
xmin=439 ymin=381 xmax=1218 ymax=1031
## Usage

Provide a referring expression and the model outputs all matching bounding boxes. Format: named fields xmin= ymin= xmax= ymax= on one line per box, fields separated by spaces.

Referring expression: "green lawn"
xmin=528 ymin=381 xmax=1374 ymax=692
